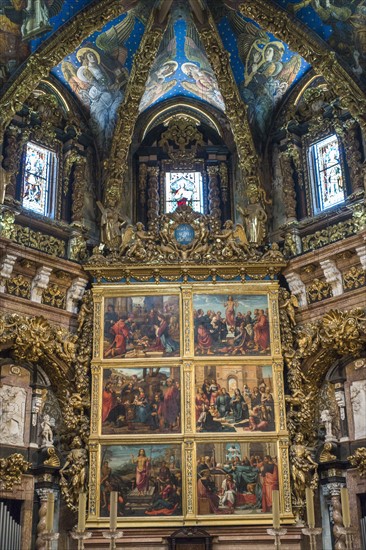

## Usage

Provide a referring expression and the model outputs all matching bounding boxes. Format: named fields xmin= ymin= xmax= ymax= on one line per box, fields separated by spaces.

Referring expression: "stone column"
xmin=35 ymin=488 xmax=54 ymax=550
xmin=207 ymin=165 xmax=221 ymax=220
xmin=322 ymin=482 xmax=347 ymax=550
xmin=138 ymin=162 xmax=148 ymax=207
xmin=279 ymin=150 xmax=297 ymax=224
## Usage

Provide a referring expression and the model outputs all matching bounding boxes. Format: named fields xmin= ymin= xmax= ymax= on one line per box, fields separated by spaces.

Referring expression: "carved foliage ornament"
xmin=0 ymin=454 xmax=31 ymax=491
xmin=159 ymin=116 xmax=204 ymax=163
xmin=348 ymin=447 xmax=366 ymax=478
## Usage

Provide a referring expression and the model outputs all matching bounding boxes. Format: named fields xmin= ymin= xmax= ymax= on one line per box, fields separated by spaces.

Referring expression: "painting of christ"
xmin=102 ymin=367 xmax=181 ymax=435
xmin=196 ymin=441 xmax=278 ymax=516
xmin=103 ymin=295 xmax=180 ymax=358
xmin=193 ymin=294 xmax=271 ymax=356
xmin=100 ymin=444 xmax=182 ymax=518
xmin=195 ymin=364 xmax=275 ymax=434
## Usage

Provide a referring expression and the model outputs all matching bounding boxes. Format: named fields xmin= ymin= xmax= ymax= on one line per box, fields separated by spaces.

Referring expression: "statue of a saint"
xmin=237 ymin=184 xmax=270 ymax=246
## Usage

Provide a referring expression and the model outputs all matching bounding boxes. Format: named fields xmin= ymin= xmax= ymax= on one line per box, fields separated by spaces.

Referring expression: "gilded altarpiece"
xmin=88 ymin=281 xmax=293 ymax=527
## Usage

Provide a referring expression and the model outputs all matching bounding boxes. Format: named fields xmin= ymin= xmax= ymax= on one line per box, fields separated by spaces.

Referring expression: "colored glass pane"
xmin=312 ymin=135 xmax=344 ymax=211
xmin=165 ymin=171 xmax=203 ymax=213
xmin=22 ymin=142 xmax=55 ymax=216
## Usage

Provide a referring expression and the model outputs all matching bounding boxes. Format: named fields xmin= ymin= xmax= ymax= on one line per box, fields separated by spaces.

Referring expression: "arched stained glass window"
xmin=164 ymin=171 xmax=204 ymax=213
xmin=21 ymin=142 xmax=57 ymax=217
xmin=309 ymin=134 xmax=345 ymax=213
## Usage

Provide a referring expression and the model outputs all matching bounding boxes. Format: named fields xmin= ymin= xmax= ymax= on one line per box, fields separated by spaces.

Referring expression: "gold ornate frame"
xmin=88 ymin=281 xmax=293 ymax=527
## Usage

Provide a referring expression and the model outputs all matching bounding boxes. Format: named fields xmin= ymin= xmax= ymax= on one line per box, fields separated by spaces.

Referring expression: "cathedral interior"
xmin=1 ymin=0 xmax=366 ymax=549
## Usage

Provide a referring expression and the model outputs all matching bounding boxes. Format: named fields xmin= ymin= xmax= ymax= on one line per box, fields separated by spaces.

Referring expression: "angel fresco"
xmin=289 ymin=0 xmax=366 ymax=79
xmin=228 ymin=12 xmax=302 ymax=141
xmin=60 ymin=13 xmax=135 ymax=150
xmin=182 ymin=24 xmax=225 ymax=111
xmin=139 ymin=23 xmax=178 ymax=112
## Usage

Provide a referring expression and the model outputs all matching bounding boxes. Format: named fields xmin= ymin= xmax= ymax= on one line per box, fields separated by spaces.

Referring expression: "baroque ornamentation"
xmin=159 ymin=116 xmax=204 ymax=163
xmin=348 ymin=447 xmax=366 ymax=478
xmin=0 ymin=453 xmax=31 ymax=490
xmin=42 ymin=283 xmax=65 ymax=309
xmin=237 ymin=184 xmax=271 ymax=246
xmin=235 ymin=0 xmax=366 ymax=135
xmin=343 ymin=266 xmax=365 ymax=291
xmin=12 ymin=224 xmax=66 ymax=257
xmin=0 ymin=290 xmax=93 ymax=510
xmin=6 ymin=274 xmax=31 ymax=299
xmin=0 ymin=0 xmax=138 ymax=132
xmin=306 ymin=278 xmax=332 ymax=303
xmin=88 ymin=204 xmax=280 ymax=267
xmin=302 ymin=219 xmax=356 ymax=252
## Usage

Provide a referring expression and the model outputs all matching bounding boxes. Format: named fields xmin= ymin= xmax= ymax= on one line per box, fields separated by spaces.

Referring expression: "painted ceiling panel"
xmin=52 ymin=10 xmax=146 ymax=150
xmin=139 ymin=17 xmax=225 ymax=113
xmin=217 ymin=11 xmax=310 ymax=143
xmin=272 ymin=0 xmax=366 ymax=84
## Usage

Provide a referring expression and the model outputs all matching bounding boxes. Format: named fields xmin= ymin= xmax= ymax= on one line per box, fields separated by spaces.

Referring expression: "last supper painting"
xmin=103 ymin=295 xmax=180 ymax=358
xmin=193 ymin=294 xmax=271 ymax=356
xmin=100 ymin=444 xmax=182 ymax=518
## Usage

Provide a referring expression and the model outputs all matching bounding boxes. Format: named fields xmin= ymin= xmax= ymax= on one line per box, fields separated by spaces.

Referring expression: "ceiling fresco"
xmin=216 ymin=10 xmax=310 ymax=144
xmin=52 ymin=8 xmax=147 ymax=150
xmin=273 ymin=0 xmax=366 ymax=84
xmin=139 ymin=16 xmax=225 ymax=113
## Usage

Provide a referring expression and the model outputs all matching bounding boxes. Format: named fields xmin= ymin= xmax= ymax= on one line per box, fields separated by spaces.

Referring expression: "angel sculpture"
xmin=280 ymin=290 xmax=299 ymax=327
xmin=139 ymin=22 xmax=178 ymax=112
xmin=182 ymin=23 xmax=225 ymax=111
xmin=227 ymin=12 xmax=301 ymax=138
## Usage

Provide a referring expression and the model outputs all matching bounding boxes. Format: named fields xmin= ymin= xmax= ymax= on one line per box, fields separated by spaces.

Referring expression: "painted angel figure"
xmin=227 ymin=12 xmax=301 ymax=139
xmin=182 ymin=22 xmax=225 ymax=111
xmin=139 ymin=22 xmax=178 ymax=112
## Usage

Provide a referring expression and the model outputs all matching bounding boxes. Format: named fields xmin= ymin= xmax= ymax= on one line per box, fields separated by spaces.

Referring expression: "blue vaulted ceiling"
xmin=2 ymin=0 xmax=364 ymax=151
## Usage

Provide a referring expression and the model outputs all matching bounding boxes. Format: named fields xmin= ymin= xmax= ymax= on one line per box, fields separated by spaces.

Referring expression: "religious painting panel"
xmin=196 ymin=440 xmax=278 ymax=517
xmin=195 ymin=364 xmax=275 ymax=434
xmin=103 ymin=294 xmax=180 ymax=359
xmin=102 ymin=366 xmax=182 ymax=435
xmin=100 ymin=444 xmax=183 ymax=518
xmin=193 ymin=294 xmax=271 ymax=357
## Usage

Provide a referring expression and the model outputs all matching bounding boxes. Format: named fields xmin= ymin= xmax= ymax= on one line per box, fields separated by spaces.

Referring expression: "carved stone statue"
xmin=40 ymin=414 xmax=54 ymax=447
xmin=97 ymin=199 xmax=126 ymax=250
xmin=320 ymin=409 xmax=336 ymax=442
xmin=60 ymin=436 xmax=87 ymax=511
xmin=0 ymin=384 xmax=26 ymax=446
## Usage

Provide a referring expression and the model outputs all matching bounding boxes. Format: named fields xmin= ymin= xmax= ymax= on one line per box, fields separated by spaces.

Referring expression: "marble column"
xmin=322 ymin=482 xmax=347 ymax=550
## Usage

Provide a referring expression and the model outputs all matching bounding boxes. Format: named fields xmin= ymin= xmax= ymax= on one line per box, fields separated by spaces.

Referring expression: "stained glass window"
xmin=22 ymin=142 xmax=56 ymax=216
xmin=165 ymin=171 xmax=204 ymax=213
xmin=311 ymin=134 xmax=345 ymax=212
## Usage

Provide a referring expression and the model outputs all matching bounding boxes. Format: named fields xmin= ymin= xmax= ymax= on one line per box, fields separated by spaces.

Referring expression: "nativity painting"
xmin=103 ymin=295 xmax=180 ymax=359
xmin=193 ymin=294 xmax=271 ymax=356
xmin=102 ymin=366 xmax=181 ymax=435
xmin=196 ymin=441 xmax=278 ymax=516
xmin=100 ymin=444 xmax=182 ymax=518
xmin=195 ymin=364 xmax=275 ymax=434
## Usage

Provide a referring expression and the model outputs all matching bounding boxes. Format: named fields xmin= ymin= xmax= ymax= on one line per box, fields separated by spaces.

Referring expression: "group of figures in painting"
xmin=100 ymin=292 xmax=276 ymax=519
xmin=194 ymin=294 xmax=270 ymax=356
xmin=103 ymin=296 xmax=180 ymax=359
xmin=197 ymin=442 xmax=278 ymax=515
xmin=99 ymin=442 xmax=279 ymax=518
xmin=195 ymin=365 xmax=275 ymax=434
xmin=102 ymin=367 xmax=180 ymax=434
xmin=100 ymin=445 xmax=182 ymax=517
xmin=103 ymin=294 xmax=271 ymax=359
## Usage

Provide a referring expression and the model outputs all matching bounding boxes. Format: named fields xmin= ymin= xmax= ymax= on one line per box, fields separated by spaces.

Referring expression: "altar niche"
xmin=89 ymin=282 xmax=292 ymax=527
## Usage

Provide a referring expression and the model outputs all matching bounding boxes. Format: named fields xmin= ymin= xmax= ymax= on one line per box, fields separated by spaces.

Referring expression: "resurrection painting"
xmin=196 ymin=441 xmax=278 ymax=515
xmin=103 ymin=295 xmax=180 ymax=359
xmin=193 ymin=294 xmax=270 ymax=356
xmin=195 ymin=364 xmax=275 ymax=433
xmin=100 ymin=444 xmax=182 ymax=517
xmin=102 ymin=366 xmax=181 ymax=435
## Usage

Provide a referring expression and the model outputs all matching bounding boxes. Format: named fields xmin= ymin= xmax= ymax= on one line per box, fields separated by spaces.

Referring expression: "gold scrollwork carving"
xmin=6 ymin=274 xmax=31 ymax=299
xmin=343 ymin=266 xmax=366 ymax=291
xmin=0 ymin=454 xmax=31 ymax=490
xmin=13 ymin=224 xmax=66 ymax=257
xmin=42 ymin=283 xmax=65 ymax=309
xmin=348 ymin=447 xmax=366 ymax=478
xmin=306 ymin=278 xmax=332 ymax=304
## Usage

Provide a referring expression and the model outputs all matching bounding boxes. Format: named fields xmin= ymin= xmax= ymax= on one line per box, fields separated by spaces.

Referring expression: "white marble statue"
xmin=40 ymin=414 xmax=54 ymax=447
xmin=0 ymin=384 xmax=26 ymax=446
xmin=350 ymin=381 xmax=366 ymax=440
xmin=320 ymin=409 xmax=336 ymax=441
